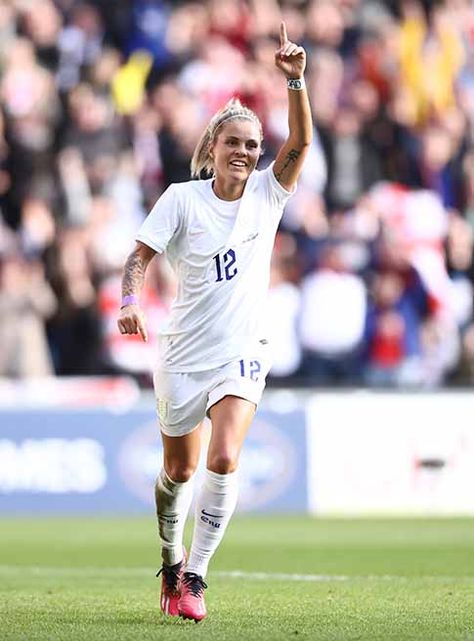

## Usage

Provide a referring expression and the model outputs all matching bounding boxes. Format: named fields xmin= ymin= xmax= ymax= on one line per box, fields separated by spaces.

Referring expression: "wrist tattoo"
xmin=275 ymin=149 xmax=301 ymax=180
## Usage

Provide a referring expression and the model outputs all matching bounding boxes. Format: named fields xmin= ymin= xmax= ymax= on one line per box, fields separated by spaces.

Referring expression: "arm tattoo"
xmin=275 ymin=149 xmax=301 ymax=180
xmin=122 ymin=249 xmax=147 ymax=297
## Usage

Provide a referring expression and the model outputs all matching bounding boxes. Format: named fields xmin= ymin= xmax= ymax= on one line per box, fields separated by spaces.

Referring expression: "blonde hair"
xmin=190 ymin=98 xmax=263 ymax=178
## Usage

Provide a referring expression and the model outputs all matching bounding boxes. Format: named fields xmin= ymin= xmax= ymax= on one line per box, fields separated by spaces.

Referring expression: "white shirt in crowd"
xmin=266 ymin=281 xmax=302 ymax=377
xmin=136 ymin=163 xmax=293 ymax=371
xmin=299 ymin=268 xmax=366 ymax=356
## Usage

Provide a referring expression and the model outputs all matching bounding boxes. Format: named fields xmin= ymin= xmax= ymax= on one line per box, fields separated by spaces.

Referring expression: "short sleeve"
xmin=136 ymin=184 xmax=181 ymax=254
xmin=249 ymin=162 xmax=295 ymax=227
xmin=262 ymin=161 xmax=296 ymax=209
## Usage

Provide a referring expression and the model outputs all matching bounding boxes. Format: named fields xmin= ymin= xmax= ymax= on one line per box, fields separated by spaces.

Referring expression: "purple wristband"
xmin=121 ymin=294 xmax=139 ymax=308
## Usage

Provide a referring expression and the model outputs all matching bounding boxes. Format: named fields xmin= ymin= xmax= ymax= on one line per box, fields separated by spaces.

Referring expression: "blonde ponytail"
xmin=190 ymin=98 xmax=262 ymax=178
xmin=190 ymin=126 xmax=215 ymax=179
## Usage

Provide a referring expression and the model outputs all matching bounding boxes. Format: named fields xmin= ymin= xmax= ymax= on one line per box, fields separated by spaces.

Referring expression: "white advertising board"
xmin=307 ymin=392 xmax=474 ymax=515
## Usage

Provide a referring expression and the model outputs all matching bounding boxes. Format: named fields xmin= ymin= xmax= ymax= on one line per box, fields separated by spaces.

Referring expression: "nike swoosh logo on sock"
xmin=201 ymin=509 xmax=222 ymax=519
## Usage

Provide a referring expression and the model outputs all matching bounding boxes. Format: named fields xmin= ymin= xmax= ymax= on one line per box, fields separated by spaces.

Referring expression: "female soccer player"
xmin=117 ymin=22 xmax=312 ymax=622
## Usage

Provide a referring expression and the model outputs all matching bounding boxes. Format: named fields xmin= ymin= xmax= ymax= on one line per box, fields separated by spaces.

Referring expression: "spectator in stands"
xmin=399 ymin=0 xmax=465 ymax=125
xmin=299 ymin=242 xmax=367 ymax=384
xmin=321 ymin=104 xmax=382 ymax=211
xmin=417 ymin=122 xmax=466 ymax=209
xmin=1 ymin=37 xmax=60 ymax=228
xmin=47 ymin=227 xmax=101 ymax=375
xmin=0 ymin=252 xmax=57 ymax=377
xmin=267 ymin=235 xmax=302 ymax=379
xmin=364 ymin=266 xmax=429 ymax=387
xmin=61 ymin=84 xmax=125 ymax=192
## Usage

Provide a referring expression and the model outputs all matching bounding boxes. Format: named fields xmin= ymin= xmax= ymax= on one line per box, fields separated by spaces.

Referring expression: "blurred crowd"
xmin=0 ymin=0 xmax=473 ymax=388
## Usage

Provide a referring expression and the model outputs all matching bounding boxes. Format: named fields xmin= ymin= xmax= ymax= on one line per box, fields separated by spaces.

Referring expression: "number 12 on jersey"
xmin=213 ymin=249 xmax=237 ymax=282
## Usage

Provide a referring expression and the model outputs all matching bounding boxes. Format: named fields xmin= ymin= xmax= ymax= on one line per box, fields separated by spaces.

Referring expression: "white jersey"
xmin=136 ymin=162 xmax=294 ymax=372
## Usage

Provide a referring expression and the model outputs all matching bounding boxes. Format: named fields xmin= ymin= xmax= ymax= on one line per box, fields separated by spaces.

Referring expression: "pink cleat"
xmin=156 ymin=552 xmax=186 ymax=617
xmin=178 ymin=572 xmax=208 ymax=622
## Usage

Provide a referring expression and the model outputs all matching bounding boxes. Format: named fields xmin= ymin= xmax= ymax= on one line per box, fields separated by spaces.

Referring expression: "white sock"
xmin=155 ymin=468 xmax=194 ymax=566
xmin=186 ymin=469 xmax=239 ymax=578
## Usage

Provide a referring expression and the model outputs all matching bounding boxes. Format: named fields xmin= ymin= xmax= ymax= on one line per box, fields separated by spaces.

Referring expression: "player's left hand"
xmin=274 ymin=21 xmax=306 ymax=79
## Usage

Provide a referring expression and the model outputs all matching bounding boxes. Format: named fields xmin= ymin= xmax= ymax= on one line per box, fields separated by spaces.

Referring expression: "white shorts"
xmin=154 ymin=344 xmax=271 ymax=437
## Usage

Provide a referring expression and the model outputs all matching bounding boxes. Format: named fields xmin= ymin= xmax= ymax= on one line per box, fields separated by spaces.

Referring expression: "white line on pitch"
xmin=213 ymin=571 xmax=350 ymax=582
xmin=212 ymin=571 xmax=474 ymax=583
xmin=0 ymin=566 xmax=149 ymax=576
xmin=0 ymin=566 xmax=473 ymax=583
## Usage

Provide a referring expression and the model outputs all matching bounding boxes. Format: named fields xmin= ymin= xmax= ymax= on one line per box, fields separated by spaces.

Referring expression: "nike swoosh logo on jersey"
xmin=242 ymin=232 xmax=259 ymax=243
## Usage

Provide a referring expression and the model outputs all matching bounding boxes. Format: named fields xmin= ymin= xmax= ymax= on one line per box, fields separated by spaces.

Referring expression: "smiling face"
xmin=210 ymin=118 xmax=262 ymax=186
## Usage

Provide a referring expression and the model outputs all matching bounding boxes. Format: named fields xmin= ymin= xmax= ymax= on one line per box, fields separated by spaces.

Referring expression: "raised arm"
xmin=117 ymin=241 xmax=156 ymax=342
xmin=273 ymin=21 xmax=313 ymax=191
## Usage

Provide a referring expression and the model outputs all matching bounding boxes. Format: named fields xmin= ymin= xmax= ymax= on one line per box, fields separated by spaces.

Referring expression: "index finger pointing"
xmin=138 ymin=320 xmax=148 ymax=342
xmin=280 ymin=21 xmax=288 ymax=47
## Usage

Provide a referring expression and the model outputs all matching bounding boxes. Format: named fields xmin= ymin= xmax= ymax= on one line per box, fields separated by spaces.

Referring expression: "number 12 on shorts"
xmin=239 ymin=359 xmax=261 ymax=381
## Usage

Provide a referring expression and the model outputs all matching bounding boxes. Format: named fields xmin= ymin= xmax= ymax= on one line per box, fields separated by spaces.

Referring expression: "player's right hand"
xmin=274 ymin=21 xmax=306 ymax=79
xmin=117 ymin=304 xmax=148 ymax=342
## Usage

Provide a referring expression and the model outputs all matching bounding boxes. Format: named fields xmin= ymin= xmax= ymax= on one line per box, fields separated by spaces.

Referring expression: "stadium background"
xmin=0 ymin=0 xmax=474 ymax=518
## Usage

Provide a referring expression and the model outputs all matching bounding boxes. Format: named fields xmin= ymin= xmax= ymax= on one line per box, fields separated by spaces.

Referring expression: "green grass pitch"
xmin=1 ymin=516 xmax=474 ymax=640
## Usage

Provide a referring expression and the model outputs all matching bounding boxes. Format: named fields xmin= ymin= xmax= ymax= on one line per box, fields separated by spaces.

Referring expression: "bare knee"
xmin=164 ymin=462 xmax=197 ymax=483
xmin=207 ymin=452 xmax=238 ymax=475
